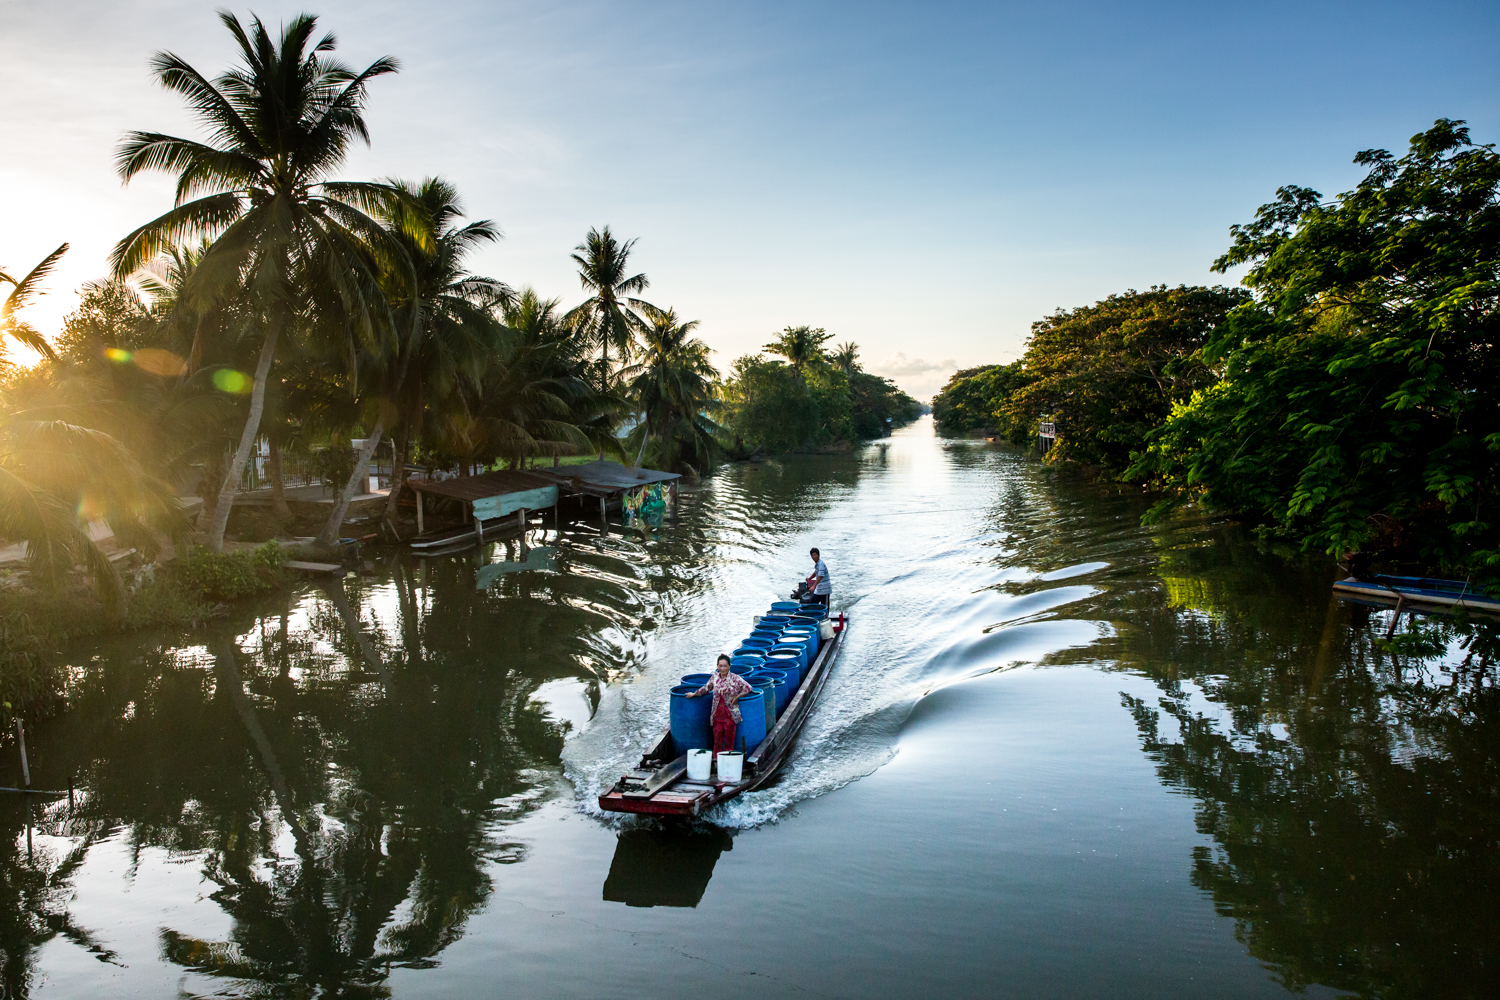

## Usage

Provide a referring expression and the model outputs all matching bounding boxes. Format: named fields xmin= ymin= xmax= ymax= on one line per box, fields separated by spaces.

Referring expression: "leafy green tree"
xmin=52 ymin=279 xmax=153 ymax=363
xmin=112 ymin=11 xmax=414 ymax=552
xmin=763 ymin=325 xmax=832 ymax=375
xmin=624 ymin=304 xmax=721 ymax=473
xmin=848 ymin=369 xmax=921 ymax=439
xmin=719 ymin=355 xmax=819 ymax=454
xmin=1005 ymin=285 xmax=1248 ymax=473
xmin=932 ymin=362 xmax=1031 ymax=439
xmin=1135 ymin=121 xmax=1500 ymax=577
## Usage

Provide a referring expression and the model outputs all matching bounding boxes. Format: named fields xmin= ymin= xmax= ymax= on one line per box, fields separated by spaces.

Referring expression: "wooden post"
xmin=518 ymin=508 xmax=528 ymax=557
xmin=416 ymin=489 xmax=425 ymax=534
xmin=473 ymin=502 xmax=484 ymax=545
xmin=599 ymin=494 xmax=608 ymax=534
xmin=15 ymin=719 xmax=30 ymax=789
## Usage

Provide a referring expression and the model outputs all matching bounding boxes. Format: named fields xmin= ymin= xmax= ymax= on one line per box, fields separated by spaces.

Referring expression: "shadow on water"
xmin=601 ymin=825 xmax=734 ymax=908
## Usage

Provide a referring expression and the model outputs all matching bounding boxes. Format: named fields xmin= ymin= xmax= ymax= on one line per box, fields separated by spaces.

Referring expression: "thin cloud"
xmin=871 ymin=352 xmax=957 ymax=378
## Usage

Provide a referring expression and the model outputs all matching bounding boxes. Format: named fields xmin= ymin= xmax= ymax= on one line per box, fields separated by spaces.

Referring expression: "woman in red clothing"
xmin=688 ymin=654 xmax=753 ymax=757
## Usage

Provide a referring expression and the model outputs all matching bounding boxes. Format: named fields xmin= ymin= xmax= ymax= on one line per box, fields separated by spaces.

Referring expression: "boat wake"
xmin=560 ymin=426 xmax=1141 ymax=828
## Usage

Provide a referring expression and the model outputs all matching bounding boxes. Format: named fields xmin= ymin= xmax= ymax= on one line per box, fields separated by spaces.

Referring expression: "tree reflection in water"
xmin=0 ymin=528 xmax=687 ymax=997
xmin=1114 ymin=529 xmax=1500 ymax=999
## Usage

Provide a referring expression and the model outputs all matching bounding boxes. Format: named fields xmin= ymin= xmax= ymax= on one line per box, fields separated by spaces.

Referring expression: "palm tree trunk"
xmin=383 ymin=425 xmax=409 ymax=525
xmin=197 ymin=449 xmax=225 ymax=530
xmin=634 ymin=425 xmax=649 ymax=467
xmin=315 ymin=418 xmax=384 ymax=547
xmin=205 ymin=317 xmax=282 ymax=552
xmin=267 ymin=433 xmax=293 ymax=522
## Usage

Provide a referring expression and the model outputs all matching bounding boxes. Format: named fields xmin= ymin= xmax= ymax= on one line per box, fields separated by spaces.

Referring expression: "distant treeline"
xmin=934 ymin=120 xmax=1500 ymax=581
xmin=719 ymin=326 xmax=922 ymax=456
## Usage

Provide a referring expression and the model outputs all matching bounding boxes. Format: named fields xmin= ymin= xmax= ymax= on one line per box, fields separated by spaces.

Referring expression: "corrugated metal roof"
xmin=533 ymin=460 xmax=681 ymax=496
xmin=408 ymin=469 xmax=560 ymax=502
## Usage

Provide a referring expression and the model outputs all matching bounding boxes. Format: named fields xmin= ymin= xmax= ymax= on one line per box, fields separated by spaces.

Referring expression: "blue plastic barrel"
xmin=681 ymin=673 xmax=711 ymax=688
xmin=670 ymin=684 xmax=712 ymax=751
xmin=775 ymin=635 xmax=811 ymax=671
xmin=782 ymin=625 xmax=818 ymax=659
xmin=770 ymin=601 xmax=800 ymax=614
xmin=749 ymin=628 xmax=782 ymax=645
xmin=754 ymin=669 xmax=793 ymax=713
xmin=797 ymin=605 xmax=827 ymax=620
xmin=730 ymin=662 xmax=753 ymax=676
xmin=760 ymin=615 xmax=793 ymax=628
xmin=749 ymin=679 xmax=777 ymax=726
xmin=765 ymin=649 xmax=804 ymax=685
xmin=731 ymin=646 xmax=764 ymax=660
xmin=730 ymin=654 xmax=765 ymax=671
xmin=789 ymin=614 xmax=819 ymax=629
xmin=734 ymin=686 xmax=767 ymax=754
xmin=741 ymin=636 xmax=775 ymax=652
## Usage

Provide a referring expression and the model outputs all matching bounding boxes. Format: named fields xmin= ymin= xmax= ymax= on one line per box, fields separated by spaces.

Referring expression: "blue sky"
xmin=3 ymin=0 xmax=1496 ymax=397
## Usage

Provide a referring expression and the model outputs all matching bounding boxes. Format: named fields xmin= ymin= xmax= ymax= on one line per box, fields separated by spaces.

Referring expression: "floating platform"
xmin=599 ymin=612 xmax=848 ymax=817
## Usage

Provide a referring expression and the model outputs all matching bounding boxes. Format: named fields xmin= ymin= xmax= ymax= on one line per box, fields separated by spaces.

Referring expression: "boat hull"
xmin=1332 ymin=576 xmax=1500 ymax=615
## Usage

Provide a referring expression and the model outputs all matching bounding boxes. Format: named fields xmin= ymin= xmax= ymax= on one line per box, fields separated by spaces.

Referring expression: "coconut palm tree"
xmin=831 ymin=340 xmax=860 ymax=376
xmin=316 ymin=176 xmax=510 ymax=541
xmin=448 ymin=289 xmax=593 ymax=471
xmin=625 ymin=304 xmax=721 ymax=473
xmin=565 ymin=226 xmax=651 ymax=382
xmin=764 ymin=325 xmax=833 ymax=376
xmin=1 ymin=244 xmax=67 ymax=362
xmin=111 ymin=11 xmax=416 ymax=552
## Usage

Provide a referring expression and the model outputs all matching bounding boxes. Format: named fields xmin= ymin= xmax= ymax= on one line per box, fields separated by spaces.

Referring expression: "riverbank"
xmin=0 ymin=543 xmax=289 ymax=721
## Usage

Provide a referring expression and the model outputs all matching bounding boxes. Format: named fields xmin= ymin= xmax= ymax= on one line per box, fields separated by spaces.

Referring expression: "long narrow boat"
xmin=1332 ymin=574 xmax=1500 ymax=614
xmin=599 ymin=611 xmax=849 ymax=817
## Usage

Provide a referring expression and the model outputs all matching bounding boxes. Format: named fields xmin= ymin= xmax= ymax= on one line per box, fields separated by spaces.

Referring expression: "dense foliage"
xmin=719 ymin=334 xmax=919 ymax=455
xmin=1004 ymin=285 xmax=1248 ymax=472
xmin=1134 ymin=120 xmax=1500 ymax=573
xmin=931 ymin=362 xmax=1032 ymax=441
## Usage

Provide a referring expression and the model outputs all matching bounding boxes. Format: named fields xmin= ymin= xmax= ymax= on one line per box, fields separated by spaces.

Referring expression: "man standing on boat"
xmin=806 ymin=547 xmax=832 ymax=607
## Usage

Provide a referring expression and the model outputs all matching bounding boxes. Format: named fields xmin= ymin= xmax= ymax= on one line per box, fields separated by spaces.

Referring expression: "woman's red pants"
xmin=712 ymin=703 xmax=737 ymax=755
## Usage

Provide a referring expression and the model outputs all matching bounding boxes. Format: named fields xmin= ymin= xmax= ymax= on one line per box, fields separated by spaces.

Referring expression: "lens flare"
xmin=213 ymin=369 xmax=253 ymax=394
xmin=105 ymin=348 xmax=132 ymax=363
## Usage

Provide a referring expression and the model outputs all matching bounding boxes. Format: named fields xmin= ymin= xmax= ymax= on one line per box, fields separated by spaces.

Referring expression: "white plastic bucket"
xmin=752 ymin=615 xmax=762 ymax=627
xmin=819 ymin=620 xmax=835 ymax=640
xmin=717 ymin=751 xmax=744 ymax=783
xmin=687 ymin=749 xmax=713 ymax=781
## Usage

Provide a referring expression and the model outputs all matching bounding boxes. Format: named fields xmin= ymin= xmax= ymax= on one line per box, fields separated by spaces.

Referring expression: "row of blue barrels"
xmin=670 ymin=675 xmax=770 ymax=753
xmin=666 ymin=603 xmax=830 ymax=753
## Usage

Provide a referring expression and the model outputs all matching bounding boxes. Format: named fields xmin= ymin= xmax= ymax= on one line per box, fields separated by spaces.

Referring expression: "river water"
xmin=2 ymin=417 xmax=1495 ymax=999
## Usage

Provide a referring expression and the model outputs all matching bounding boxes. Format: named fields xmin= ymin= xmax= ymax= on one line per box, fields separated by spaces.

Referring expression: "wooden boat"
xmin=599 ymin=611 xmax=849 ymax=817
xmin=1332 ymin=574 xmax=1500 ymax=614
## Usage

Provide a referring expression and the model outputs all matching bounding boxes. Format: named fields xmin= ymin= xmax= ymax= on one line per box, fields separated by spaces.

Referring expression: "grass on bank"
xmin=0 ymin=543 xmax=289 ymax=722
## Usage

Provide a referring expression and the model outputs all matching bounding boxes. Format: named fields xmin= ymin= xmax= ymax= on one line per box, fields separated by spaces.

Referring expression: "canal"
xmin=2 ymin=417 xmax=1494 ymax=998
